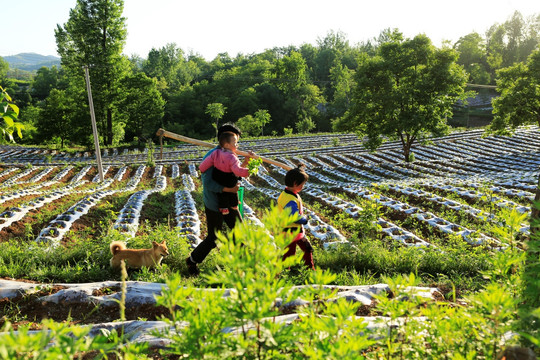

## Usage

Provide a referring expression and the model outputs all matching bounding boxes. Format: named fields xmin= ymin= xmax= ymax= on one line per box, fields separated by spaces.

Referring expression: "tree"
xmin=274 ymin=51 xmax=308 ymax=98
xmin=489 ymin=50 xmax=540 ymax=132
xmin=38 ymin=89 xmax=73 ymax=148
xmin=254 ymin=82 xmax=293 ymax=135
xmin=488 ymin=48 xmax=540 ymax=331
xmin=237 ymin=109 xmax=272 ymax=137
xmin=486 ymin=11 xmax=540 ymax=79
xmin=254 ymin=109 xmax=271 ymax=136
xmin=205 ymin=103 xmax=226 ymax=138
xmin=297 ymin=83 xmax=324 ymax=132
xmin=236 ymin=115 xmax=257 ymax=136
xmin=55 ymin=0 xmax=129 ymax=146
xmin=0 ymin=57 xmax=8 ymax=85
xmin=32 ymin=66 xmax=61 ymax=101
xmin=486 ymin=23 xmax=506 ymax=75
xmin=116 ymin=72 xmax=165 ymax=141
xmin=295 ymin=117 xmax=316 ymax=134
xmin=328 ymin=62 xmax=354 ymax=119
xmin=230 ymin=87 xmax=258 ymax=121
xmin=142 ymin=43 xmax=183 ymax=88
xmin=454 ymin=32 xmax=491 ymax=84
xmin=489 ymin=49 xmax=540 ymax=211
xmin=314 ymin=30 xmax=349 ymax=98
xmin=334 ymin=31 xmax=470 ymax=162
xmin=274 ymin=51 xmax=324 ymax=131
xmin=18 ymin=105 xmax=40 ymax=144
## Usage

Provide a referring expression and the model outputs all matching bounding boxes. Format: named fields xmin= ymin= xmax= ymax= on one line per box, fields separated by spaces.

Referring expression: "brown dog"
xmin=110 ymin=240 xmax=169 ymax=269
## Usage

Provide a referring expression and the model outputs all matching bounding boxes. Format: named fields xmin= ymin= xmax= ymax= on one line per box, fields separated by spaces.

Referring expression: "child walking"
xmin=277 ymin=165 xmax=315 ymax=270
xmin=199 ymin=131 xmax=252 ymax=216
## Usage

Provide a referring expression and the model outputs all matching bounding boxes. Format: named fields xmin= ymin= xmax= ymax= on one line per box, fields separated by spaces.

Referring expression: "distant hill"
xmin=2 ymin=53 xmax=61 ymax=71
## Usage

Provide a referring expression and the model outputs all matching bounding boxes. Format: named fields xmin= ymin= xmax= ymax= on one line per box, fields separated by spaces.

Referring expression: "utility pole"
xmin=83 ymin=66 xmax=104 ymax=182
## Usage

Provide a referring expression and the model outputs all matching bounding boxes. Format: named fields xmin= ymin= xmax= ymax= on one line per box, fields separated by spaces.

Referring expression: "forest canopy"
xmin=1 ymin=3 xmax=539 ymax=148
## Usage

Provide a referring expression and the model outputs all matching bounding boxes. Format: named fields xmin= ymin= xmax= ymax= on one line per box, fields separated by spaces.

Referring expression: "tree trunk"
xmin=403 ymin=146 xmax=410 ymax=163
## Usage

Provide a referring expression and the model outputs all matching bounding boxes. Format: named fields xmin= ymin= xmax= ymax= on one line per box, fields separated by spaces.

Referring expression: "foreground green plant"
xmin=0 ymin=86 xmax=24 ymax=144
xmin=490 ymin=206 xmax=528 ymax=250
xmin=155 ymin=206 xmax=376 ymax=359
xmin=0 ymin=319 xmax=112 ymax=359
xmin=368 ymin=263 xmax=524 ymax=359
xmin=0 ymin=205 xmax=536 ymax=358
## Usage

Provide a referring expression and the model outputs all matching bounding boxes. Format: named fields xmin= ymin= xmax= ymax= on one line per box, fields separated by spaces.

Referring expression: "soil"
xmin=0 ymin=165 xmax=172 ymax=330
xmin=0 ymin=283 xmax=170 ymax=330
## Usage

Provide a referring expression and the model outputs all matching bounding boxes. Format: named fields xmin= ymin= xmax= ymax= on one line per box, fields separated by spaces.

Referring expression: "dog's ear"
xmin=152 ymin=241 xmax=158 ymax=247
xmin=161 ymin=240 xmax=166 ymax=245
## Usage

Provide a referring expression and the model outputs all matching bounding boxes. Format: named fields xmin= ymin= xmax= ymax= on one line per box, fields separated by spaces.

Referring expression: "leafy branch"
xmin=0 ymin=86 xmax=24 ymax=144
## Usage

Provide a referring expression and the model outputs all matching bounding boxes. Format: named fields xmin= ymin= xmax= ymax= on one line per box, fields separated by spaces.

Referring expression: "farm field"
xmin=0 ymin=127 xmax=537 ymax=356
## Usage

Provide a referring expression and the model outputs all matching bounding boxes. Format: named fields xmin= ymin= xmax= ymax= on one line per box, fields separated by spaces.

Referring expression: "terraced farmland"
xmin=0 ymin=126 xmax=537 ymax=353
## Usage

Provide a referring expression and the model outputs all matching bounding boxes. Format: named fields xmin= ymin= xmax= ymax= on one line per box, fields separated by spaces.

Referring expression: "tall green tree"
xmin=55 ymin=0 xmax=129 ymax=145
xmin=486 ymin=11 xmax=540 ymax=79
xmin=236 ymin=115 xmax=257 ymax=136
xmin=489 ymin=50 xmax=540 ymax=132
xmin=254 ymin=109 xmax=271 ymax=136
xmin=230 ymin=87 xmax=258 ymax=120
xmin=274 ymin=51 xmax=323 ymax=133
xmin=205 ymin=102 xmax=226 ymax=138
xmin=314 ymin=30 xmax=349 ymax=98
xmin=18 ymin=105 xmax=39 ymax=144
xmin=31 ymin=66 xmax=61 ymax=102
xmin=254 ymin=82 xmax=293 ymax=135
xmin=334 ymin=31 xmax=470 ymax=162
xmin=489 ymin=49 xmax=540 ymax=212
xmin=37 ymin=89 xmax=73 ymax=147
xmin=327 ymin=62 xmax=354 ymax=121
xmin=274 ymin=51 xmax=308 ymax=100
xmin=454 ymin=32 xmax=491 ymax=84
xmin=116 ymin=72 xmax=165 ymax=141
xmin=142 ymin=43 xmax=185 ymax=93
xmin=296 ymin=83 xmax=324 ymax=133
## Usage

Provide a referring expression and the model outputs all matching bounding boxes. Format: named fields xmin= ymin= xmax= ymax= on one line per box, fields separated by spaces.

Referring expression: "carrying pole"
xmin=156 ymin=128 xmax=293 ymax=170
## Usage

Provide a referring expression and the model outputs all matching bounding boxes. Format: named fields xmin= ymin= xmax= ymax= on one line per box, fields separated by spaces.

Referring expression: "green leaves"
xmin=0 ymin=319 xmax=124 ymax=359
xmin=155 ymin=206 xmax=378 ymax=359
xmin=341 ymin=32 xmax=469 ymax=161
xmin=247 ymin=157 xmax=263 ymax=176
xmin=55 ymin=0 xmax=129 ymax=146
xmin=489 ymin=49 xmax=540 ymax=133
xmin=0 ymin=86 xmax=24 ymax=144
xmin=206 ymin=102 xmax=227 ymax=135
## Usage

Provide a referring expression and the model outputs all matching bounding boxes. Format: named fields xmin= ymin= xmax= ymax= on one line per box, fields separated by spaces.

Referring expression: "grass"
xmin=0 ymin=161 xmax=523 ymax=314
xmin=0 ymin=209 xmax=494 ymax=296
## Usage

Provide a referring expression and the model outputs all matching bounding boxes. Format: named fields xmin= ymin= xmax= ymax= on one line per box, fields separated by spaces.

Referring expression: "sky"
xmin=2 ymin=0 xmax=539 ymax=60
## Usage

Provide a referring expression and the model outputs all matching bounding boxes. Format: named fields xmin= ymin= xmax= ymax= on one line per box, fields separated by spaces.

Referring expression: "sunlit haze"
xmin=2 ymin=0 xmax=538 ymax=59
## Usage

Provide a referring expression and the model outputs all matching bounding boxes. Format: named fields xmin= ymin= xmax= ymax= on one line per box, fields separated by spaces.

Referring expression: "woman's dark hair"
xmin=284 ymin=164 xmax=309 ymax=187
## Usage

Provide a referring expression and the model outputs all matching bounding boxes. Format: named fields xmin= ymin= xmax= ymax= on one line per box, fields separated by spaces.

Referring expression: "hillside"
xmin=2 ymin=52 xmax=60 ymax=71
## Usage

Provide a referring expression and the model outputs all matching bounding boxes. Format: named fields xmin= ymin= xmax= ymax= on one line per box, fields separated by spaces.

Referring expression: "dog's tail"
xmin=110 ymin=241 xmax=126 ymax=255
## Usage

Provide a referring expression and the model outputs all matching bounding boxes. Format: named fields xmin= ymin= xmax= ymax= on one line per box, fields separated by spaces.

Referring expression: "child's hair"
xmin=284 ymin=164 xmax=309 ymax=187
xmin=218 ymin=131 xmax=237 ymax=148
xmin=217 ymin=123 xmax=242 ymax=139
